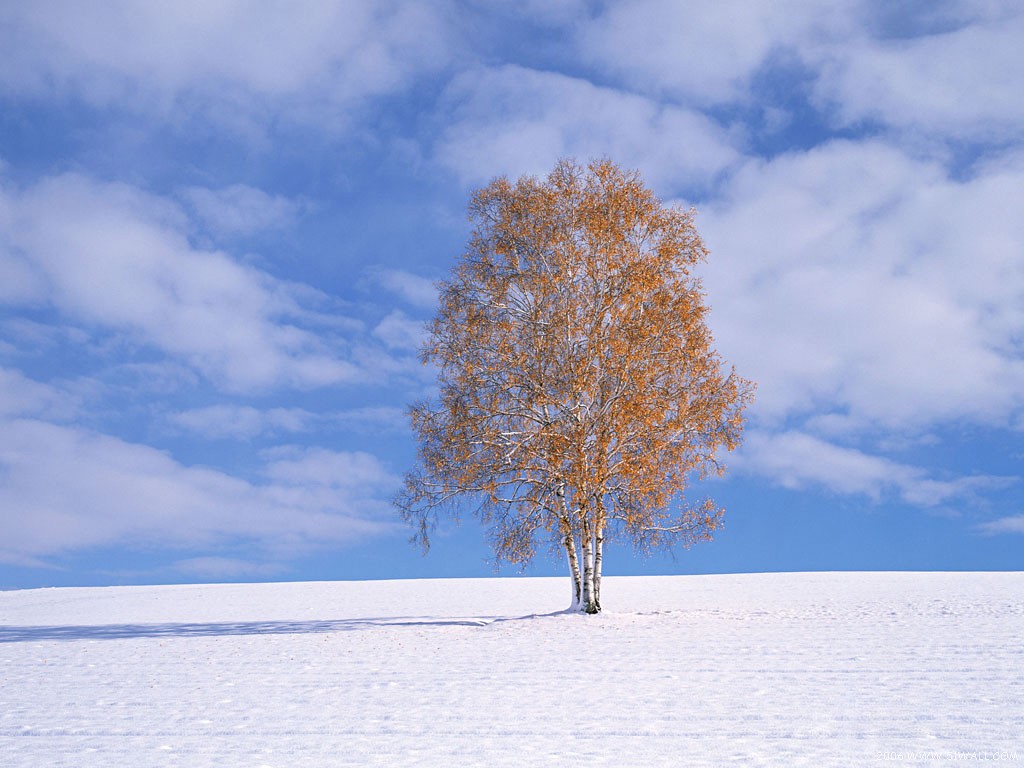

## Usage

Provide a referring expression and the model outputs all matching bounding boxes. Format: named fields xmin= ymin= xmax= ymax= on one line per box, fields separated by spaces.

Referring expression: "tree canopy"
xmin=397 ymin=159 xmax=753 ymax=613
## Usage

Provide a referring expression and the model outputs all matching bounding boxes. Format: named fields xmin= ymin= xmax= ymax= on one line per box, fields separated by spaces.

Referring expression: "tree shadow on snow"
xmin=0 ymin=612 xmax=568 ymax=643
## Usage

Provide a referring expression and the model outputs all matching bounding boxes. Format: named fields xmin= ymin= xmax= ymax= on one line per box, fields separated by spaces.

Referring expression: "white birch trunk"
xmin=593 ymin=525 xmax=604 ymax=613
xmin=580 ymin=522 xmax=597 ymax=613
xmin=564 ymin=531 xmax=582 ymax=611
xmin=556 ymin=482 xmax=582 ymax=611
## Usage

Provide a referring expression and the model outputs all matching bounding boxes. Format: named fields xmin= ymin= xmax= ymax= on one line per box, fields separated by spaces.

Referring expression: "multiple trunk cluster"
xmin=397 ymin=159 xmax=752 ymax=613
xmin=557 ymin=484 xmax=605 ymax=613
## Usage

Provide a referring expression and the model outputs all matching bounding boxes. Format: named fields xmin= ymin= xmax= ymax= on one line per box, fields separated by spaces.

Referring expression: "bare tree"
xmin=397 ymin=159 xmax=753 ymax=613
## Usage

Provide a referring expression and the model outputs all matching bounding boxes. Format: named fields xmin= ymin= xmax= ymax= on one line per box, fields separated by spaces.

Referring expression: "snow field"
xmin=1 ymin=572 xmax=1022 ymax=767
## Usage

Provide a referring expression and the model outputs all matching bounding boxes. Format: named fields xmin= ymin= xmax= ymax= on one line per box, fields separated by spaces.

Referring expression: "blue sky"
xmin=1 ymin=1 xmax=1022 ymax=589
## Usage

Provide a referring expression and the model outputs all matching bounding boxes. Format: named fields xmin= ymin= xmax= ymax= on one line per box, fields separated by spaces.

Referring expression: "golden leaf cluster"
xmin=397 ymin=159 xmax=753 ymax=611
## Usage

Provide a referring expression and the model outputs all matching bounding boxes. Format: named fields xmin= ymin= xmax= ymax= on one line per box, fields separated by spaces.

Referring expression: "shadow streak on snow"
xmin=0 ymin=612 xmax=568 ymax=643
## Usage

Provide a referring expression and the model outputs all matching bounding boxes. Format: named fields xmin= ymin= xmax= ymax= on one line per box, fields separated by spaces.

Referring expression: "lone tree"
xmin=397 ymin=159 xmax=753 ymax=613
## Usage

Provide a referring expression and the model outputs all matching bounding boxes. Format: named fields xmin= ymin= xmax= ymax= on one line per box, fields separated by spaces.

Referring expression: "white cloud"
xmin=173 ymin=556 xmax=285 ymax=579
xmin=738 ymin=431 xmax=1007 ymax=507
xmin=815 ymin=12 xmax=1024 ymax=141
xmin=2 ymin=173 xmax=360 ymax=392
xmin=0 ymin=417 xmax=399 ymax=567
xmin=0 ymin=1 xmax=453 ymax=131
xmin=436 ymin=65 xmax=739 ymax=191
xmin=373 ymin=310 xmax=426 ymax=351
xmin=168 ymin=405 xmax=315 ymax=440
xmin=579 ymin=0 xmax=852 ymax=105
xmin=511 ymin=0 xmax=588 ymax=25
xmin=180 ymin=184 xmax=305 ymax=238
xmin=978 ymin=514 xmax=1024 ymax=535
xmin=576 ymin=1 xmax=1024 ymax=147
xmin=334 ymin=405 xmax=408 ymax=433
xmin=700 ymin=140 xmax=1024 ymax=431
xmin=0 ymin=249 xmax=46 ymax=304
xmin=168 ymin=403 xmax=409 ymax=441
xmin=0 ymin=367 xmax=79 ymax=420
xmin=373 ymin=269 xmax=439 ymax=310
xmin=262 ymin=446 xmax=396 ymax=491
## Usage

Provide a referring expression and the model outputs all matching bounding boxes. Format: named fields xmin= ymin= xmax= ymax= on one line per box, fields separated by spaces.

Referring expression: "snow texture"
xmin=1 ymin=572 xmax=1022 ymax=767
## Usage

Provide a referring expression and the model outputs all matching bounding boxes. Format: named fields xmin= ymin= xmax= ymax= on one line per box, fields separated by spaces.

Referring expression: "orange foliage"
xmin=396 ymin=159 xmax=753 ymax=612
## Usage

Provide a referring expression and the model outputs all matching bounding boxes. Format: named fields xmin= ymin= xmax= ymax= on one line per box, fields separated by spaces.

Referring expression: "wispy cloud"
xmin=173 ymin=556 xmax=286 ymax=580
xmin=0 ymin=367 xmax=80 ymax=420
xmin=179 ymin=184 xmax=307 ymax=239
xmin=0 ymin=417 xmax=400 ymax=568
xmin=167 ymin=405 xmax=315 ymax=441
xmin=3 ymin=173 xmax=361 ymax=392
xmin=372 ymin=269 xmax=439 ymax=310
xmin=737 ymin=431 xmax=1011 ymax=507
xmin=578 ymin=0 xmax=855 ymax=105
xmin=436 ymin=65 xmax=739 ymax=192
xmin=167 ymin=403 xmax=409 ymax=441
xmin=814 ymin=13 xmax=1024 ymax=141
xmin=0 ymin=1 xmax=454 ymax=133
xmin=977 ymin=515 xmax=1024 ymax=535
xmin=373 ymin=310 xmax=426 ymax=351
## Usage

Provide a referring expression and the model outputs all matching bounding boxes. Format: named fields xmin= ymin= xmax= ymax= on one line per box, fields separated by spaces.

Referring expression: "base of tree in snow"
xmin=2 ymin=572 xmax=1022 ymax=767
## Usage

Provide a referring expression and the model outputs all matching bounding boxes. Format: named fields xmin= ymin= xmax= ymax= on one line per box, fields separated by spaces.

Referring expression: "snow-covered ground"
xmin=1 ymin=572 xmax=1022 ymax=767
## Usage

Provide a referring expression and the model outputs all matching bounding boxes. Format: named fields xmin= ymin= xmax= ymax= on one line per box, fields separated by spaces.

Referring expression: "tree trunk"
xmin=563 ymin=531 xmax=582 ymax=611
xmin=556 ymin=483 xmax=582 ymax=611
xmin=593 ymin=525 xmax=604 ymax=613
xmin=580 ymin=520 xmax=598 ymax=613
